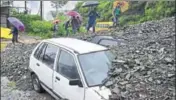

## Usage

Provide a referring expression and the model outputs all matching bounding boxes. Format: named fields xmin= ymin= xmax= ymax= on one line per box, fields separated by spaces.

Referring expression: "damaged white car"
xmin=29 ymin=38 xmax=114 ymax=100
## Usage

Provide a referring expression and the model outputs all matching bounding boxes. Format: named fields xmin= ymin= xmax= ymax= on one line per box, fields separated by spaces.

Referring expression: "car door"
xmin=53 ymin=49 xmax=85 ymax=100
xmin=34 ymin=43 xmax=59 ymax=90
xmin=30 ymin=42 xmax=45 ymax=75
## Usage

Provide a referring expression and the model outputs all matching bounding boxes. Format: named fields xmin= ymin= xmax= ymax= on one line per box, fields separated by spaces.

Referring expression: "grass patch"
xmin=28 ymin=32 xmax=52 ymax=39
xmin=7 ymin=81 xmax=16 ymax=89
xmin=1 ymin=43 xmax=7 ymax=51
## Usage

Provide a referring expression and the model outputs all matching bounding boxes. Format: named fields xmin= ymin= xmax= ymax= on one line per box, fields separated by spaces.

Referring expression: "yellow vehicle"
xmin=95 ymin=22 xmax=113 ymax=32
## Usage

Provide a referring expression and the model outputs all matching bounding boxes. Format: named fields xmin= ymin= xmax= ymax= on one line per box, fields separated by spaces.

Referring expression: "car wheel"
xmin=31 ymin=74 xmax=44 ymax=93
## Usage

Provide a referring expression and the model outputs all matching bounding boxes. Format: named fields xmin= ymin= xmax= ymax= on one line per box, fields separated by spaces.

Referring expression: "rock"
xmin=165 ymin=57 xmax=173 ymax=64
xmin=25 ymin=92 xmax=30 ymax=97
xmin=112 ymin=87 xmax=120 ymax=94
xmin=112 ymin=59 xmax=125 ymax=63
xmin=18 ymin=71 xmax=21 ymax=75
xmin=119 ymin=81 xmax=128 ymax=85
xmin=125 ymin=74 xmax=131 ymax=80
xmin=147 ymin=71 xmax=151 ymax=75
xmin=115 ymin=68 xmax=123 ymax=73
xmin=168 ymin=73 xmax=175 ymax=78
xmin=9 ymin=76 xmax=13 ymax=80
xmin=23 ymin=76 xmax=27 ymax=79
xmin=156 ymin=80 xmax=161 ymax=84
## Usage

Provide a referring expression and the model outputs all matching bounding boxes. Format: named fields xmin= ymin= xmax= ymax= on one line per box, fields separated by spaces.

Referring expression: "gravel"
xmin=1 ymin=43 xmax=38 ymax=91
xmin=1 ymin=77 xmax=53 ymax=100
xmin=71 ymin=17 xmax=175 ymax=100
xmin=1 ymin=17 xmax=175 ymax=100
xmin=103 ymin=17 xmax=175 ymax=100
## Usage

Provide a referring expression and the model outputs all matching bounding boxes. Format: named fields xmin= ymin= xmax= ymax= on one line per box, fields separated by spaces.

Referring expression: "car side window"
xmin=43 ymin=43 xmax=59 ymax=69
xmin=34 ymin=43 xmax=46 ymax=60
xmin=57 ymin=50 xmax=79 ymax=80
xmin=34 ymin=43 xmax=44 ymax=59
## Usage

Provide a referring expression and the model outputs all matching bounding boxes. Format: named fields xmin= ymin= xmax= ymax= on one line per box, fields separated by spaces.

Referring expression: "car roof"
xmin=44 ymin=38 xmax=108 ymax=54
xmin=91 ymin=35 xmax=114 ymax=43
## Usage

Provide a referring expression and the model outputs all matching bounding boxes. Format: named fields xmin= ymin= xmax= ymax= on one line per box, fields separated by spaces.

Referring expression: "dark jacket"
xmin=71 ymin=17 xmax=79 ymax=29
xmin=53 ymin=24 xmax=58 ymax=31
xmin=12 ymin=27 xmax=18 ymax=35
xmin=64 ymin=20 xmax=70 ymax=30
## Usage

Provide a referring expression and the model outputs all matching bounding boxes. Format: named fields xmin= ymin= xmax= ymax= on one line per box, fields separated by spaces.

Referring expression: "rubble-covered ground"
xmin=1 ymin=17 xmax=175 ymax=100
xmin=72 ymin=17 xmax=175 ymax=100
xmin=1 ymin=43 xmax=37 ymax=91
xmin=1 ymin=77 xmax=53 ymax=100
xmin=103 ymin=17 xmax=175 ymax=100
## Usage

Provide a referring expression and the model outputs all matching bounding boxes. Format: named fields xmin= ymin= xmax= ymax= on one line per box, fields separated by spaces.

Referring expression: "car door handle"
xmin=55 ymin=77 xmax=60 ymax=81
xmin=36 ymin=63 xmax=40 ymax=66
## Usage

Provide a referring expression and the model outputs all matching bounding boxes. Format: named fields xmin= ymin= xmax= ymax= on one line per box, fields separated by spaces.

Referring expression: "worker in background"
xmin=112 ymin=3 xmax=121 ymax=27
xmin=87 ymin=7 xmax=100 ymax=33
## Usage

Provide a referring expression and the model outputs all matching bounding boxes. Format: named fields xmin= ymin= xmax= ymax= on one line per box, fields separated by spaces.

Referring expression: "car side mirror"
xmin=69 ymin=79 xmax=83 ymax=87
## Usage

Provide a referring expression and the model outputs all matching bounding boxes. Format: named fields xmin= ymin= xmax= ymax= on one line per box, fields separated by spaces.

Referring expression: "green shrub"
xmin=58 ymin=23 xmax=66 ymax=36
xmin=30 ymin=20 xmax=52 ymax=35
xmin=29 ymin=32 xmax=52 ymax=39
xmin=79 ymin=27 xmax=87 ymax=33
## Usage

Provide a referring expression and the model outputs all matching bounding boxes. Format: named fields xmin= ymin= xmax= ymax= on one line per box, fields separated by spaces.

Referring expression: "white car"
xmin=28 ymin=38 xmax=114 ymax=100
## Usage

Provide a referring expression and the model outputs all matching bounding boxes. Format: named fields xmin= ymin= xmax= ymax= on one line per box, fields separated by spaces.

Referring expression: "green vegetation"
xmin=1 ymin=43 xmax=7 ymax=52
xmin=12 ymin=13 xmax=52 ymax=38
xmin=11 ymin=12 xmax=86 ymax=38
xmin=75 ymin=1 xmax=175 ymax=26
xmin=9 ymin=1 xmax=174 ymax=38
xmin=7 ymin=81 xmax=16 ymax=89
xmin=29 ymin=20 xmax=53 ymax=38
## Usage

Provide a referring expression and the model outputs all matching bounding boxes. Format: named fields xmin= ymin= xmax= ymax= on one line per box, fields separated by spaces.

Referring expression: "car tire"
xmin=31 ymin=74 xmax=45 ymax=93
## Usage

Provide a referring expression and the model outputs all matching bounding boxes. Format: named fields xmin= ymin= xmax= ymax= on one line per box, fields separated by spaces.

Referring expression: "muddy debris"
xmin=1 ymin=43 xmax=38 ymax=90
xmin=103 ymin=17 xmax=175 ymax=100
xmin=72 ymin=17 xmax=175 ymax=100
xmin=1 ymin=17 xmax=175 ymax=100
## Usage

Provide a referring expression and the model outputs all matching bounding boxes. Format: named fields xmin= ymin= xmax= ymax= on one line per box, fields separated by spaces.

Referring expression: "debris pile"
xmin=1 ymin=17 xmax=175 ymax=100
xmin=104 ymin=17 xmax=175 ymax=100
xmin=1 ymin=43 xmax=38 ymax=90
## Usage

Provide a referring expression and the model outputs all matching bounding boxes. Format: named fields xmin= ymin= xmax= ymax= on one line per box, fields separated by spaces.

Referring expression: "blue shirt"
xmin=88 ymin=11 xmax=99 ymax=26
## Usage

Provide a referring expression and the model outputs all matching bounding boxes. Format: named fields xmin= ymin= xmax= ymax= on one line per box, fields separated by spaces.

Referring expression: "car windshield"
xmin=78 ymin=50 xmax=114 ymax=87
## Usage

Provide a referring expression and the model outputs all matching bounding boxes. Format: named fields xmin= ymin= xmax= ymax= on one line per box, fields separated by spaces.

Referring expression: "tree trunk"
xmin=40 ymin=1 xmax=43 ymax=20
xmin=55 ymin=2 xmax=58 ymax=18
xmin=24 ymin=1 xmax=28 ymax=14
xmin=25 ymin=1 xmax=27 ymax=10
xmin=7 ymin=1 xmax=10 ymax=28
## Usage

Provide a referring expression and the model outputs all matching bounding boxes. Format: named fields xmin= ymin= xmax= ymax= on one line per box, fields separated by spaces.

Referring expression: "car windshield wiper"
xmin=100 ymin=77 xmax=110 ymax=88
